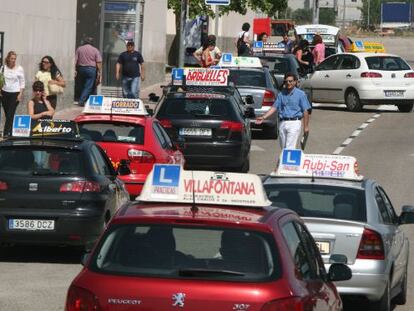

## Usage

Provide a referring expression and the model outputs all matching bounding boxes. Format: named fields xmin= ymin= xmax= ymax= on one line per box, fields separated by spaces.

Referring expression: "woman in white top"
xmin=1 ymin=51 xmax=25 ymax=136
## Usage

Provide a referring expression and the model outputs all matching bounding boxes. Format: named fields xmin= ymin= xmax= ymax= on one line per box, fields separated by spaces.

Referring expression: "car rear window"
xmin=264 ymin=184 xmax=366 ymax=221
xmin=157 ymin=98 xmax=237 ymax=120
xmin=365 ymin=56 xmax=410 ymax=71
xmin=229 ymin=70 xmax=266 ymax=87
xmin=0 ymin=147 xmax=82 ymax=176
xmin=89 ymin=224 xmax=280 ymax=282
xmin=79 ymin=122 xmax=145 ymax=144
xmin=270 ymin=58 xmax=291 ymax=74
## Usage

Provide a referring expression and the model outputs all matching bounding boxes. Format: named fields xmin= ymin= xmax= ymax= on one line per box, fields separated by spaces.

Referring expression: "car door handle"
xmin=324 ymin=74 xmax=329 ymax=78
xmin=346 ymin=74 xmax=352 ymax=78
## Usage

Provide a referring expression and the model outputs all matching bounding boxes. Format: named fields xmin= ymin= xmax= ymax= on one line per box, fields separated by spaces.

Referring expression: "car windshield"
xmin=157 ymin=98 xmax=237 ymax=120
xmin=0 ymin=147 xmax=82 ymax=175
xmin=264 ymin=184 xmax=366 ymax=221
xmin=89 ymin=224 xmax=280 ymax=282
xmin=78 ymin=122 xmax=145 ymax=144
xmin=365 ymin=56 xmax=411 ymax=71
xmin=229 ymin=70 xmax=266 ymax=88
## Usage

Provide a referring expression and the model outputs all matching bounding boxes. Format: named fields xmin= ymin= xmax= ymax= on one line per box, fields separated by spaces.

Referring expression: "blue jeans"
xmin=78 ymin=66 xmax=97 ymax=105
xmin=122 ymin=76 xmax=141 ymax=99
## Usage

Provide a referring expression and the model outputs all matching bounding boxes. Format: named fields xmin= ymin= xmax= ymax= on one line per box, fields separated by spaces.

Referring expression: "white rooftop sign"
xmin=83 ymin=95 xmax=147 ymax=115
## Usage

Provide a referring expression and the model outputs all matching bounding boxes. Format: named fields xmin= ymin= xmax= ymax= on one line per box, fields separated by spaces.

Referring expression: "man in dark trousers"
xmin=115 ymin=41 xmax=145 ymax=98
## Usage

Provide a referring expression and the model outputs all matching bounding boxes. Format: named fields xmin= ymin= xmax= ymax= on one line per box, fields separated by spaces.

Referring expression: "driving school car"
xmin=0 ymin=117 xmax=129 ymax=249
xmin=66 ymin=165 xmax=351 ymax=311
xmin=263 ymin=149 xmax=414 ymax=309
xmin=75 ymin=96 xmax=184 ymax=198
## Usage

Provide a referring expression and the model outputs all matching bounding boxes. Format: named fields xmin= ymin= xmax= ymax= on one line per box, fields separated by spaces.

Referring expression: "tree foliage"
xmin=359 ymin=0 xmax=381 ymax=29
xmin=291 ymin=8 xmax=313 ymax=24
xmin=319 ymin=8 xmax=336 ymax=25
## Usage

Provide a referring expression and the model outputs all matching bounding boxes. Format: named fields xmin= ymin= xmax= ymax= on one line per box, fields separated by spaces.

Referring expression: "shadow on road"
xmin=0 ymin=245 xmax=84 ymax=264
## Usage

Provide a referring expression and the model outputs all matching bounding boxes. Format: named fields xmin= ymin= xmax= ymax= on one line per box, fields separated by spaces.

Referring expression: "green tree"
xmin=359 ymin=0 xmax=381 ymax=29
xmin=319 ymin=8 xmax=336 ymax=25
xmin=291 ymin=8 xmax=313 ymax=24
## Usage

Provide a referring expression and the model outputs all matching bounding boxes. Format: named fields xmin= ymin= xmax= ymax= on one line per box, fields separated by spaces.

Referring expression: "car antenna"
xmin=190 ymin=170 xmax=198 ymax=217
xmin=311 ymin=170 xmax=315 ymax=182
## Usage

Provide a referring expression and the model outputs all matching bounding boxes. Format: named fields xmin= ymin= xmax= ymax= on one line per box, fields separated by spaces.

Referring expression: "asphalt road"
xmin=0 ymin=102 xmax=412 ymax=310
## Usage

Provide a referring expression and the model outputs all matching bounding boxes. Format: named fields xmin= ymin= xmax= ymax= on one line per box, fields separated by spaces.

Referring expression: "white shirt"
xmin=238 ymin=31 xmax=250 ymax=40
xmin=1 ymin=65 xmax=25 ymax=93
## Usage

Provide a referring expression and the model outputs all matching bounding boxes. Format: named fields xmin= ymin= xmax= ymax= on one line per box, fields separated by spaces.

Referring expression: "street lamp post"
xmin=178 ymin=0 xmax=187 ymax=68
xmin=367 ymin=0 xmax=370 ymax=29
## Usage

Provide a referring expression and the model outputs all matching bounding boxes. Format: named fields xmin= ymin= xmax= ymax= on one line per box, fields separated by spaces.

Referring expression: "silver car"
xmin=263 ymin=176 xmax=414 ymax=310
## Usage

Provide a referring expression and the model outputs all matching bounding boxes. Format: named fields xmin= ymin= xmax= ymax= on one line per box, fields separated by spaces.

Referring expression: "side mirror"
xmin=145 ymin=105 xmax=154 ymax=116
xmin=399 ymin=205 xmax=414 ymax=224
xmin=244 ymin=95 xmax=254 ymax=105
xmin=148 ymin=92 xmax=160 ymax=102
xmin=244 ymin=107 xmax=255 ymax=118
xmin=328 ymin=263 xmax=352 ymax=282
xmin=117 ymin=159 xmax=131 ymax=176
xmin=80 ymin=252 xmax=90 ymax=266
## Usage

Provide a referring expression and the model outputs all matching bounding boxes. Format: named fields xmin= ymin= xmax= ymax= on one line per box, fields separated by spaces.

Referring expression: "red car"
xmin=75 ymin=99 xmax=184 ymax=198
xmin=65 ymin=166 xmax=350 ymax=311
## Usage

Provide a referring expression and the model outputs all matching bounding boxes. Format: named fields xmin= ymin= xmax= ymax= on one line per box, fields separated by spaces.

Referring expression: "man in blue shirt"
xmin=116 ymin=41 xmax=145 ymax=98
xmin=278 ymin=33 xmax=294 ymax=54
xmin=256 ymin=72 xmax=311 ymax=149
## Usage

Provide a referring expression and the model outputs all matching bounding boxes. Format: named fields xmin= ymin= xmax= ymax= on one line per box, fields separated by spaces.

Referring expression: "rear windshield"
xmin=158 ymin=98 xmax=237 ymax=120
xmin=264 ymin=184 xmax=366 ymax=221
xmin=79 ymin=122 xmax=145 ymax=144
xmin=270 ymin=58 xmax=292 ymax=75
xmin=89 ymin=224 xmax=280 ymax=282
xmin=0 ymin=147 xmax=82 ymax=176
xmin=229 ymin=70 xmax=266 ymax=87
xmin=365 ymin=56 xmax=410 ymax=71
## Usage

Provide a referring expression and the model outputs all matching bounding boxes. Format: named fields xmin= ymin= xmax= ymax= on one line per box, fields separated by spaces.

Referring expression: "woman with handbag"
xmin=35 ymin=56 xmax=65 ymax=109
xmin=0 ymin=51 xmax=25 ymax=137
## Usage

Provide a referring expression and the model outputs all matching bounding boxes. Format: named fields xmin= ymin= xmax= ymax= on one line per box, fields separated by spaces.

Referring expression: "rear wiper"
xmin=32 ymin=170 xmax=72 ymax=176
xmin=178 ymin=268 xmax=244 ymax=277
xmin=192 ymin=113 xmax=222 ymax=118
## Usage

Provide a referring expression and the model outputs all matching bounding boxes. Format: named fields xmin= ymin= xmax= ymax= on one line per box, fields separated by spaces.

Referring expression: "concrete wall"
xmin=0 ymin=0 xmax=77 ymax=114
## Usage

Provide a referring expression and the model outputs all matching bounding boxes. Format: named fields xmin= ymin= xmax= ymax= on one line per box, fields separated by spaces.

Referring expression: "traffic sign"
xmin=172 ymin=68 xmax=184 ymax=86
xmin=221 ymin=53 xmax=233 ymax=64
xmin=281 ymin=149 xmax=302 ymax=166
xmin=12 ymin=115 xmax=31 ymax=137
xmin=205 ymin=0 xmax=230 ymax=5
xmin=88 ymin=95 xmax=103 ymax=107
xmin=152 ymin=165 xmax=181 ymax=187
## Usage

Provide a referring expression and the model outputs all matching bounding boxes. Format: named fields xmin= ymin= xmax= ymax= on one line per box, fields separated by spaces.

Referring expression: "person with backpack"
xmin=235 ymin=23 xmax=251 ymax=56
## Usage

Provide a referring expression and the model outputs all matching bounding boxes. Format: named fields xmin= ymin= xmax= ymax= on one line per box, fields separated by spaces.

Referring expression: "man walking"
xmin=256 ymin=72 xmax=310 ymax=149
xmin=75 ymin=36 xmax=102 ymax=106
xmin=116 ymin=41 xmax=145 ymax=99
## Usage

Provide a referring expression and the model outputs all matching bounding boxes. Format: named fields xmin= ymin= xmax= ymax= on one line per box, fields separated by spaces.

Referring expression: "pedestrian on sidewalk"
xmin=35 ymin=56 xmax=66 ymax=109
xmin=116 ymin=40 xmax=145 ymax=99
xmin=0 ymin=51 xmax=25 ymax=137
xmin=255 ymin=72 xmax=310 ymax=149
xmin=235 ymin=23 xmax=252 ymax=56
xmin=27 ymin=81 xmax=54 ymax=120
xmin=193 ymin=34 xmax=222 ymax=67
xmin=75 ymin=36 xmax=102 ymax=106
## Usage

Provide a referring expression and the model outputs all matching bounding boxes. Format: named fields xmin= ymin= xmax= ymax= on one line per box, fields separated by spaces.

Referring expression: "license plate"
xmin=8 ymin=219 xmax=55 ymax=231
xmin=315 ymin=241 xmax=330 ymax=255
xmin=179 ymin=128 xmax=212 ymax=136
xmin=384 ymin=90 xmax=404 ymax=97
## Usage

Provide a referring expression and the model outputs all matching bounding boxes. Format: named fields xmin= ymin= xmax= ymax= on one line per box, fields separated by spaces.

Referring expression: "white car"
xmin=302 ymin=52 xmax=414 ymax=112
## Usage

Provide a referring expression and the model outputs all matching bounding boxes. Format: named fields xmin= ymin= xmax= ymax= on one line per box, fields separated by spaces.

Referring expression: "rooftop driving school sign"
xmin=83 ymin=95 xmax=147 ymax=115
xmin=185 ymin=68 xmax=229 ymax=86
xmin=12 ymin=115 xmax=31 ymax=137
xmin=139 ymin=164 xmax=271 ymax=207
xmin=273 ymin=149 xmax=363 ymax=180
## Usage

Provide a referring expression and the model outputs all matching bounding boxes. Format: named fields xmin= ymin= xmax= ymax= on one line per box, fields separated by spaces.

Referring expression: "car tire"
xmin=397 ymin=103 xmax=413 ymax=113
xmin=345 ymin=89 xmax=363 ymax=112
xmin=238 ymin=157 xmax=250 ymax=173
xmin=370 ymin=281 xmax=391 ymax=311
xmin=393 ymin=269 xmax=408 ymax=305
xmin=263 ymin=125 xmax=278 ymax=139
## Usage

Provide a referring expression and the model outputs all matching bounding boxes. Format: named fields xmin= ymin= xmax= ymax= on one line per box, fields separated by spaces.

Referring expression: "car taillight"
xmin=262 ymin=90 xmax=276 ymax=106
xmin=357 ymin=228 xmax=385 ymax=260
xmin=404 ymin=72 xmax=414 ymax=78
xmin=360 ymin=72 xmax=382 ymax=78
xmin=159 ymin=119 xmax=172 ymax=128
xmin=60 ymin=181 xmax=101 ymax=193
xmin=220 ymin=120 xmax=244 ymax=132
xmin=261 ymin=297 xmax=304 ymax=311
xmin=65 ymin=285 xmax=100 ymax=311
xmin=128 ymin=149 xmax=155 ymax=163
xmin=0 ymin=181 xmax=8 ymax=191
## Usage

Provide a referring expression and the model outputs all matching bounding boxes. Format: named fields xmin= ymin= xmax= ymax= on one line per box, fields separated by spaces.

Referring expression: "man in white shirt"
xmin=235 ymin=23 xmax=251 ymax=56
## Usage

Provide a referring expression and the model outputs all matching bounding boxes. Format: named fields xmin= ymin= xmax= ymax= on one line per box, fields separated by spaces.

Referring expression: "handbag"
xmin=49 ymin=83 xmax=64 ymax=95
xmin=0 ymin=66 xmax=5 ymax=89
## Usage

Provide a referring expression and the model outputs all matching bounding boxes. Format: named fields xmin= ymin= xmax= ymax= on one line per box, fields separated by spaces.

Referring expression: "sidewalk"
xmin=54 ymin=79 xmax=169 ymax=120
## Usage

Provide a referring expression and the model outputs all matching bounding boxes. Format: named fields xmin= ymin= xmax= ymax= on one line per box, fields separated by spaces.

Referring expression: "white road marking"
xmin=250 ymin=144 xmax=265 ymax=151
xmin=312 ymin=103 xmax=346 ymax=108
xmin=377 ymin=105 xmax=398 ymax=111
xmin=351 ymin=130 xmax=362 ymax=137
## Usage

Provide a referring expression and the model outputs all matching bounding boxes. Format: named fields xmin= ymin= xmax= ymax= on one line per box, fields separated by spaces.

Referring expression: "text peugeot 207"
xmin=65 ymin=165 xmax=351 ymax=311
xmin=0 ymin=118 xmax=129 ymax=249
xmin=75 ymin=96 xmax=184 ymax=198
xmin=154 ymin=68 xmax=252 ymax=172
xmin=263 ymin=149 xmax=414 ymax=310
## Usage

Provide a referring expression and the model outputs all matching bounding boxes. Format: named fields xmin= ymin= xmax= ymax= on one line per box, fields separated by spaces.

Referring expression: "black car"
xmin=154 ymin=91 xmax=252 ymax=172
xmin=0 ymin=138 xmax=129 ymax=249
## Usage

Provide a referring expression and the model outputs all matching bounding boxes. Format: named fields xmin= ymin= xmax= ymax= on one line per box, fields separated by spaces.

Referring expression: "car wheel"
xmin=238 ymin=157 xmax=250 ymax=173
xmin=345 ymin=89 xmax=363 ymax=112
xmin=370 ymin=281 xmax=391 ymax=311
xmin=263 ymin=125 xmax=278 ymax=139
xmin=397 ymin=103 xmax=413 ymax=112
xmin=393 ymin=269 xmax=408 ymax=305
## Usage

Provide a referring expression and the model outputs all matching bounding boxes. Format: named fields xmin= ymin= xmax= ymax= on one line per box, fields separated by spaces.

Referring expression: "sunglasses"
xmin=42 ymin=60 xmax=50 ymax=64
xmin=284 ymin=79 xmax=295 ymax=83
xmin=33 ymin=89 xmax=44 ymax=93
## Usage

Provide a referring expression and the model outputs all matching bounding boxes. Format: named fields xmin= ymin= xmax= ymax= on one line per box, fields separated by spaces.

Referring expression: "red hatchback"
xmin=65 ymin=167 xmax=350 ymax=311
xmin=75 ymin=114 xmax=184 ymax=198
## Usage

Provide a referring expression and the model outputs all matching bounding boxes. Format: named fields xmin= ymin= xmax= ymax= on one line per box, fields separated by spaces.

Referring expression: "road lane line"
xmin=250 ymin=145 xmax=265 ymax=151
